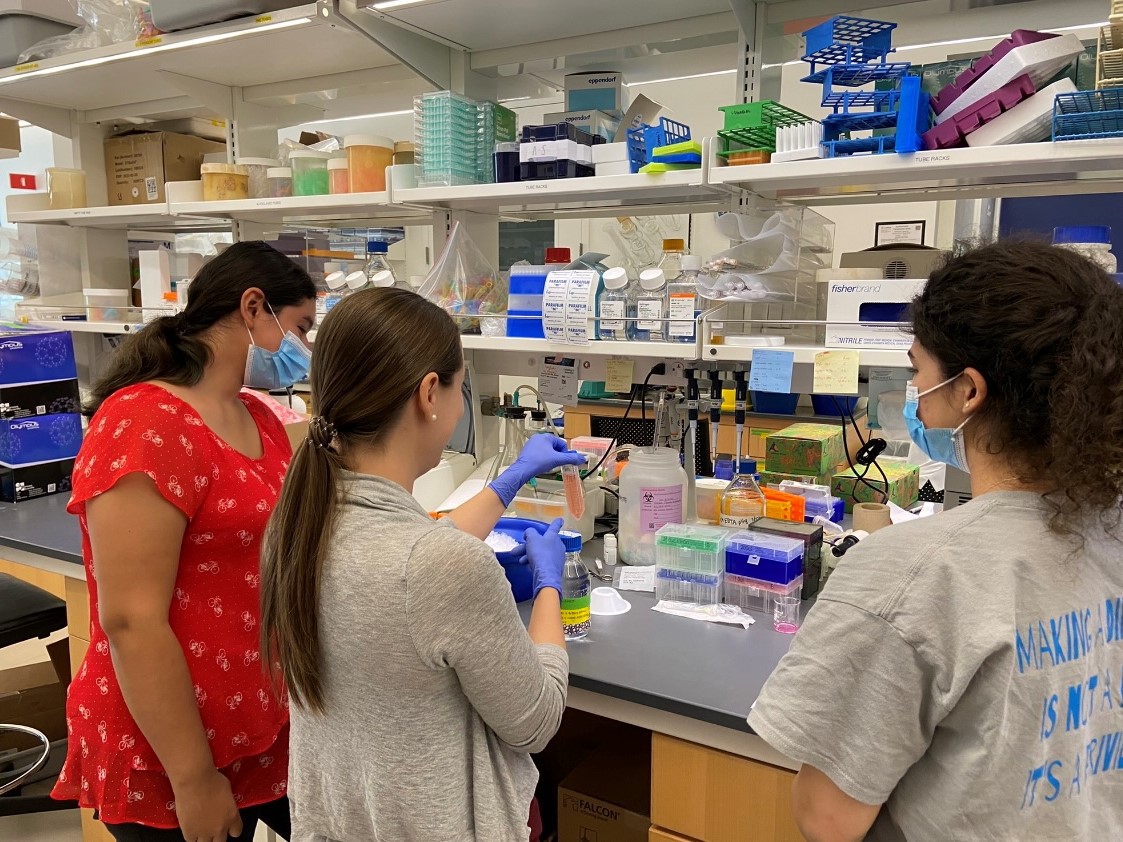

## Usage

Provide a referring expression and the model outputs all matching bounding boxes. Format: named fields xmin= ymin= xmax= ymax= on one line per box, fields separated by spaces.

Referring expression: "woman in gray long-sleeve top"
xmin=259 ymin=288 xmax=585 ymax=842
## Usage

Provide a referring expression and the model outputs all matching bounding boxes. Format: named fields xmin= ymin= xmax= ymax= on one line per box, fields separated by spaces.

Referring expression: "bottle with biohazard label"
xmin=560 ymin=531 xmax=590 ymax=640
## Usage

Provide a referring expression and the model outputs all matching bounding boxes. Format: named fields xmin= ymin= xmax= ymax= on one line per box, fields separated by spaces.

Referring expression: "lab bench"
xmin=1 ymin=495 xmax=804 ymax=842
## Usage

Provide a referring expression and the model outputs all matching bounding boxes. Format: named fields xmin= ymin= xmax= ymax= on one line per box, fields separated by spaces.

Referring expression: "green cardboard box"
xmin=759 ymin=469 xmax=836 ymax=488
xmin=765 ymin=423 xmax=845 ymax=477
xmin=832 ymin=459 xmax=920 ymax=512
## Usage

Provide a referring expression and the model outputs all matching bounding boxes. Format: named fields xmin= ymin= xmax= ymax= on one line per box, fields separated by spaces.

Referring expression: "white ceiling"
xmin=381 ymin=0 xmax=735 ymax=50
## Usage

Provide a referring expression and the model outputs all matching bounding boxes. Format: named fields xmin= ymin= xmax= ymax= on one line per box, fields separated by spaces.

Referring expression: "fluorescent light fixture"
xmin=0 ymin=17 xmax=312 ymax=85
xmin=323 ymin=109 xmax=413 ymax=123
xmin=370 ymin=0 xmax=434 ymax=9
xmin=624 ymin=69 xmax=736 ymax=87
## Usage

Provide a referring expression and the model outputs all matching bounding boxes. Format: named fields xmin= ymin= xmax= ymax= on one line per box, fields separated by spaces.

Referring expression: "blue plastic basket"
xmin=1052 ymin=88 xmax=1123 ymax=141
xmin=626 ymin=118 xmax=692 ymax=172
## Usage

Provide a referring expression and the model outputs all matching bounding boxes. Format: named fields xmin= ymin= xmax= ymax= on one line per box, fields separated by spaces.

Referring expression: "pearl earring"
xmin=431 ymin=414 xmax=438 ymax=421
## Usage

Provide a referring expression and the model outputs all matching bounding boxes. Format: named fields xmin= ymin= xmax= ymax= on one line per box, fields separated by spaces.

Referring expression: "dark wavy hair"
xmin=909 ymin=240 xmax=1123 ymax=537
xmin=86 ymin=241 xmax=316 ymax=415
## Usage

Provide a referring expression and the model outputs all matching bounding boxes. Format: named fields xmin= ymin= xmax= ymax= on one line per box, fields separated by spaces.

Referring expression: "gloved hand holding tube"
xmin=524 ymin=518 xmax=566 ymax=597
xmin=488 ymin=434 xmax=585 ymax=508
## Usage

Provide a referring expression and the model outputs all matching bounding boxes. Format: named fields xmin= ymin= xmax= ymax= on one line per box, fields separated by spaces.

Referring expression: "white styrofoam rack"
xmin=966 ymin=78 xmax=1077 ymax=147
xmin=936 ymin=33 xmax=1086 ymax=125
xmin=770 ymin=122 xmax=824 ymax=164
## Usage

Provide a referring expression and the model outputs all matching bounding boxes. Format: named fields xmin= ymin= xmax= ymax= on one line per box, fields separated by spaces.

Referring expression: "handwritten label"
xmin=13 ymin=62 xmax=39 ymax=74
xmin=813 ymin=350 xmax=860 ymax=395
xmin=538 ymin=356 xmax=580 ymax=405
xmin=255 ymin=15 xmax=274 ymax=24
xmin=605 ymin=358 xmax=634 ymax=394
xmin=749 ymin=349 xmax=795 ymax=394
xmin=135 ymin=36 xmax=163 ymax=49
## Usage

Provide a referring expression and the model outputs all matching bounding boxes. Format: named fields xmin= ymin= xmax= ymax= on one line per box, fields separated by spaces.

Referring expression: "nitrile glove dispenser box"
xmin=0 ymin=327 xmax=78 ymax=385
xmin=0 ymin=413 xmax=83 ymax=466
xmin=824 ymin=278 xmax=926 ymax=349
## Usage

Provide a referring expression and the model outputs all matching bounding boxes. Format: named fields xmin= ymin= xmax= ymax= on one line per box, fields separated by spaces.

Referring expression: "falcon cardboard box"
xmin=104 ymin=130 xmax=224 ymax=206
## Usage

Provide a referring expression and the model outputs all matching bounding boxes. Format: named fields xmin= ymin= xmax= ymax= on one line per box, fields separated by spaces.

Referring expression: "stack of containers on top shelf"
xmin=924 ymin=30 xmax=1085 ymax=149
xmin=799 ymin=15 xmax=930 ymax=157
xmin=1052 ymin=7 xmax=1123 ymax=148
xmin=505 ymin=248 xmax=571 ymax=338
xmin=722 ymin=530 xmax=806 ymax=619
xmin=654 ymin=524 xmax=729 ymax=606
xmin=715 ymin=101 xmax=819 ymax=166
xmin=518 ymin=123 xmax=604 ymax=180
xmin=414 ymin=93 xmax=518 ymax=187
xmin=1097 ymin=7 xmax=1123 ymax=90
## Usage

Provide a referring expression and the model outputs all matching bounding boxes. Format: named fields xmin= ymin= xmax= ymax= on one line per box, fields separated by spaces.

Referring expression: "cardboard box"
xmin=0 ymin=458 xmax=75 ymax=503
xmin=824 ymin=277 xmax=926 ymax=349
xmin=832 ymin=458 xmax=921 ymax=512
xmin=0 ymin=379 xmax=80 ymax=418
xmin=0 ymin=328 xmax=77 ymax=385
xmin=0 ymin=648 xmax=68 ymax=753
xmin=0 ymin=413 xmax=82 ymax=465
xmin=104 ymin=130 xmax=225 ymax=206
xmin=0 ymin=116 xmax=20 ymax=156
xmin=559 ymin=739 xmax=651 ymax=842
xmin=544 ymin=109 xmax=621 ymax=142
xmin=565 ymin=71 xmax=626 ymax=113
xmin=765 ymin=423 xmax=845 ymax=477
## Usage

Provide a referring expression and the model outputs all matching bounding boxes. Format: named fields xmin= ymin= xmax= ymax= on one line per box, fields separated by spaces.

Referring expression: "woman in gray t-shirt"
xmin=750 ymin=241 xmax=1123 ymax=841
xmin=259 ymin=288 xmax=585 ymax=841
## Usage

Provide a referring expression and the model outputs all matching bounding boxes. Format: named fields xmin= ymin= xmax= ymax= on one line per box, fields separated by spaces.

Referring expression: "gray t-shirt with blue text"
xmin=749 ymin=491 xmax=1123 ymax=841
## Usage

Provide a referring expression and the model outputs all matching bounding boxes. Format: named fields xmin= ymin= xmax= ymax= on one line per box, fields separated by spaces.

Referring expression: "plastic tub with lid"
xmin=266 ymin=167 xmax=292 ymax=198
xmin=618 ymin=446 xmax=687 ymax=565
xmin=344 ymin=135 xmax=394 ymax=193
xmin=1053 ymin=226 xmax=1117 ymax=274
xmin=288 ymin=151 xmax=331 ymax=196
xmin=149 ymin=0 xmax=299 ymax=33
xmin=328 ymin=158 xmax=350 ymax=195
xmin=235 ymin=157 xmax=280 ymax=199
xmin=201 ymin=164 xmax=249 ymax=201
xmin=0 ymin=3 xmax=80 ymax=68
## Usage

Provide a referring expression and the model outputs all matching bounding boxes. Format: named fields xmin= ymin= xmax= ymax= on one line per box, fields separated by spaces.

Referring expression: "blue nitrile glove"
xmin=488 ymin=434 xmax=586 ymax=508
xmin=524 ymin=518 xmax=566 ymax=598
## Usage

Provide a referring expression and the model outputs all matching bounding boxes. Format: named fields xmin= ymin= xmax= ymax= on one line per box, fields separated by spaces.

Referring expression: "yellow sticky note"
xmin=813 ymin=350 xmax=860 ymax=395
xmin=605 ymin=357 xmax=635 ymax=394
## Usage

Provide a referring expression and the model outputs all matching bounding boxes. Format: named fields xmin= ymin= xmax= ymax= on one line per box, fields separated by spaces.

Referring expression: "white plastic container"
xmin=83 ymin=288 xmax=130 ymax=320
xmin=966 ymin=79 xmax=1077 ymax=147
xmin=618 ymin=447 xmax=687 ymax=566
xmin=235 ymin=157 xmax=280 ymax=199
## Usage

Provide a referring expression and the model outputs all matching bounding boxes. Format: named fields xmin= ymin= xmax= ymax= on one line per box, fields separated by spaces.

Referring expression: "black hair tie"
xmin=308 ymin=415 xmax=338 ymax=451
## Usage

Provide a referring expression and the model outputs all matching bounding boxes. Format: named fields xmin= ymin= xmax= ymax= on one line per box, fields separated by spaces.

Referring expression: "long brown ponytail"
xmin=86 ymin=241 xmax=316 ymax=415
xmin=260 ymin=287 xmax=462 ymax=713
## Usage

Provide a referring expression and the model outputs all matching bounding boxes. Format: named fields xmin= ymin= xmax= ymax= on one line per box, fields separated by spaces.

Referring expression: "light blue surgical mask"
xmin=903 ymin=374 xmax=973 ymax=473
xmin=244 ymin=307 xmax=311 ymax=390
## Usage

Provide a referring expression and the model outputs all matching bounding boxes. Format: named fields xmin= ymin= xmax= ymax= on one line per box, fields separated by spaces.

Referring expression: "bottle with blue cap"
xmin=1052 ymin=226 xmax=1117 ymax=274
xmin=560 ymin=530 xmax=590 ymax=640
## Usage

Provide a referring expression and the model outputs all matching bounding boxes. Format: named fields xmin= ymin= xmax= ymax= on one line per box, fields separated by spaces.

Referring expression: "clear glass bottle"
xmin=561 ymin=531 xmax=590 ymax=640
xmin=668 ymin=253 xmax=702 ymax=344
xmin=720 ymin=471 xmax=767 ymax=528
xmin=363 ymin=241 xmax=394 ymax=287
xmin=635 ymin=268 xmax=667 ymax=342
xmin=659 ymin=238 xmax=685 ymax=282
xmin=598 ymin=267 xmax=634 ymax=341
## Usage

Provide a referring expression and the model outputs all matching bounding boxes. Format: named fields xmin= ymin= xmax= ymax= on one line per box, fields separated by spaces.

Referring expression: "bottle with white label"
xmin=635 ymin=268 xmax=667 ymax=342
xmin=597 ymin=267 xmax=634 ymax=341
xmin=668 ymin=254 xmax=703 ymax=343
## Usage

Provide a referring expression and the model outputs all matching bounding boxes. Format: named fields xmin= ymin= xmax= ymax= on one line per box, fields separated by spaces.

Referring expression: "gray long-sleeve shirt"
xmin=289 ymin=473 xmax=569 ymax=842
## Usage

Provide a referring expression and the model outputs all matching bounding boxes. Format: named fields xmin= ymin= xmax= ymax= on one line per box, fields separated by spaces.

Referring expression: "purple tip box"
xmin=922 ymin=74 xmax=1036 ymax=150
xmin=931 ymin=29 xmax=1057 ymax=116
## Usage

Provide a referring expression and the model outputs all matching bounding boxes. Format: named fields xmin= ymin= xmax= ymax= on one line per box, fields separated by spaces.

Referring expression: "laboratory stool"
xmin=0 ymin=572 xmax=73 ymax=816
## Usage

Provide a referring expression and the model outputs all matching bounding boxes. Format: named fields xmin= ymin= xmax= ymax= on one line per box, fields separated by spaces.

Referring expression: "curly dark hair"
xmin=909 ymin=240 xmax=1123 ymax=538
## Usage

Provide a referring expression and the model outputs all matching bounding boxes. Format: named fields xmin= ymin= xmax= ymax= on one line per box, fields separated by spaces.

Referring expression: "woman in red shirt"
xmin=52 ymin=241 xmax=317 ymax=842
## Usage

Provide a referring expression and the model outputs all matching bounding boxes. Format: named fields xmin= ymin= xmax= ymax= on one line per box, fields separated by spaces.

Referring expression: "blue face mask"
xmin=244 ymin=308 xmax=311 ymax=390
xmin=903 ymin=374 xmax=973 ymax=473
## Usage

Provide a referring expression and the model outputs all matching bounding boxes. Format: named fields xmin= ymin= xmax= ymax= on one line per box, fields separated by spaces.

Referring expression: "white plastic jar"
xmin=234 ymin=157 xmax=280 ymax=199
xmin=618 ymin=446 xmax=687 ymax=565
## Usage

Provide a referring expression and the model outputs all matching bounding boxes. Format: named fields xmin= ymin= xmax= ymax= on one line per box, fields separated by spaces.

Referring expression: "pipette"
xmin=733 ymin=368 xmax=748 ymax=475
xmin=708 ymin=368 xmax=723 ymax=465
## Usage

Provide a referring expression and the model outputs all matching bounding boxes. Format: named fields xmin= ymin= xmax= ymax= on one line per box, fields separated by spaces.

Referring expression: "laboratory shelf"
xmin=395 ymin=164 xmax=733 ymax=221
xmin=0 ymin=4 xmax=402 ymax=121
xmin=703 ymin=343 xmax=910 ymax=368
xmin=710 ymin=139 xmax=1123 ymax=205
xmin=460 ymin=335 xmax=700 ymax=360
xmin=24 ymin=320 xmax=145 ymax=335
xmin=168 ymin=189 xmax=431 ymax=227
xmin=5 ymin=200 xmax=228 ymax=232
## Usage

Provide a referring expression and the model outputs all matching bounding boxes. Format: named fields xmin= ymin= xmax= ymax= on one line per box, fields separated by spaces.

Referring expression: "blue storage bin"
xmin=0 ymin=329 xmax=77 ymax=386
xmin=751 ymin=391 xmax=799 ymax=415
xmin=491 ymin=517 xmax=548 ymax=602
xmin=725 ymin=530 xmax=805 ymax=584
xmin=811 ymin=394 xmax=858 ymax=416
xmin=505 ymin=309 xmax=545 ymax=339
xmin=0 ymin=413 xmax=83 ymax=466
